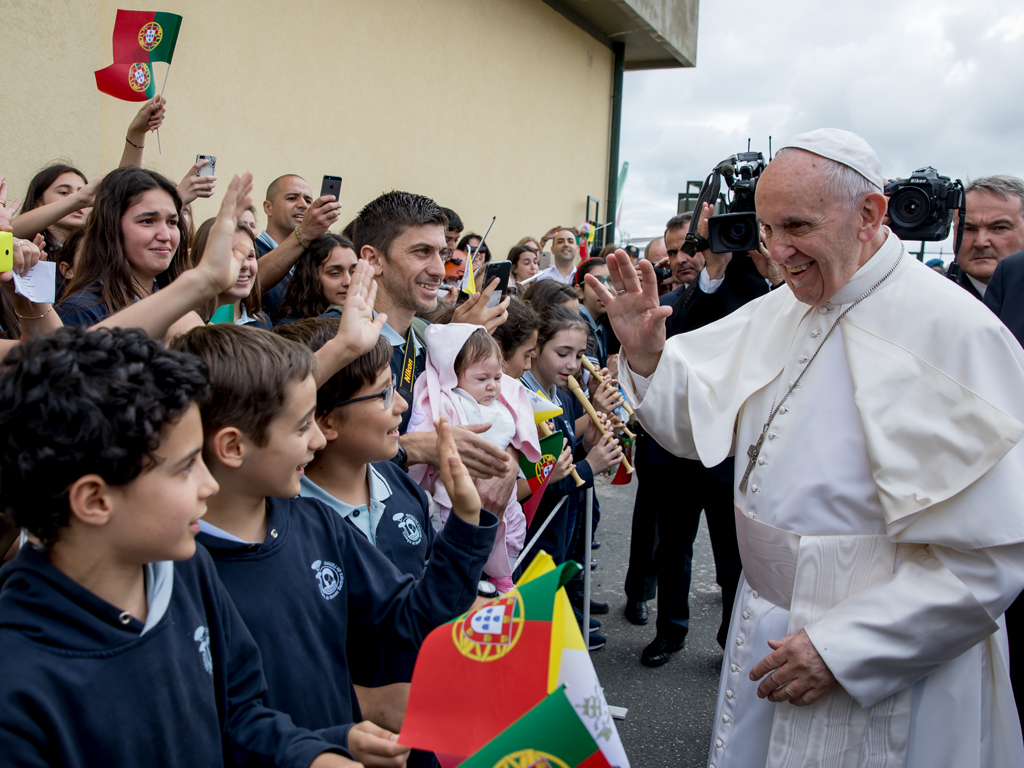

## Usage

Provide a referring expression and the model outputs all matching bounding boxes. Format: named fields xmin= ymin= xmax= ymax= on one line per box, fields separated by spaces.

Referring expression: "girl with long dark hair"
xmin=273 ymin=233 xmax=359 ymax=324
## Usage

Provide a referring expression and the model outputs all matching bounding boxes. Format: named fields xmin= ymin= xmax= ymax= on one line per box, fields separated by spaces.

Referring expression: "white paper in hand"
xmin=13 ymin=261 xmax=57 ymax=304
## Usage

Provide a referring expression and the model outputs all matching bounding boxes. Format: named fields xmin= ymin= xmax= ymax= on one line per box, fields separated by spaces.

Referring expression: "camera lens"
xmin=891 ymin=188 xmax=930 ymax=227
xmin=721 ymin=220 xmax=752 ymax=250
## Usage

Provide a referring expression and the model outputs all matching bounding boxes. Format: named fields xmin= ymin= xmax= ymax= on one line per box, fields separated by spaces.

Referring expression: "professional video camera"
xmin=883 ymin=167 xmax=965 ymax=250
xmin=683 ymin=151 xmax=767 ymax=256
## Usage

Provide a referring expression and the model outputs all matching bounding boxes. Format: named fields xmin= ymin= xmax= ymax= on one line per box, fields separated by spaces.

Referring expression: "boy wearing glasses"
xmin=171 ymin=324 xmax=497 ymax=766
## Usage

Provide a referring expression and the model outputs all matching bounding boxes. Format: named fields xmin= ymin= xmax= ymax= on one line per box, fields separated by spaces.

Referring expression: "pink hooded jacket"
xmin=407 ymin=323 xmax=541 ymax=583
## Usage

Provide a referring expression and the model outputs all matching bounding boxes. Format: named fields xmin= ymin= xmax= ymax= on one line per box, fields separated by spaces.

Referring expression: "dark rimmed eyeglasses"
xmin=335 ymin=376 xmax=397 ymax=409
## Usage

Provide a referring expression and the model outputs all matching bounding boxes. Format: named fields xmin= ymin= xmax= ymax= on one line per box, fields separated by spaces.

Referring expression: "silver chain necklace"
xmin=738 ymin=253 xmax=903 ymax=493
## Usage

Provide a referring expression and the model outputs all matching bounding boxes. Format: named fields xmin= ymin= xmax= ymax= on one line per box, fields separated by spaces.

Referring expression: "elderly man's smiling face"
xmin=756 ymin=150 xmax=881 ymax=306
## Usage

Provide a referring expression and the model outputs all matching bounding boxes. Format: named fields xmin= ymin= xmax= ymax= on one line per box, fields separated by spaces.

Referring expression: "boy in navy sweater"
xmin=0 ymin=327 xmax=356 ymax=768
xmin=278 ymin=319 xmax=437 ymax=740
xmin=171 ymin=324 xmax=497 ymax=767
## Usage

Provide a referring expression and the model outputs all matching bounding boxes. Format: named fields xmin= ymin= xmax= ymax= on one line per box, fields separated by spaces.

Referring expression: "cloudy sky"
xmin=618 ymin=0 xmax=1024 ymax=261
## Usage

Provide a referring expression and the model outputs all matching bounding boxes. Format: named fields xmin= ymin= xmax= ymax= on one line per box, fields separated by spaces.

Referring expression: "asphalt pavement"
xmin=587 ymin=473 xmax=723 ymax=768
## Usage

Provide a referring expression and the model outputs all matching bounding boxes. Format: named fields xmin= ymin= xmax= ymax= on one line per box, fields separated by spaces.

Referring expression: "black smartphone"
xmin=196 ymin=154 xmax=216 ymax=177
xmin=321 ymin=175 xmax=342 ymax=200
xmin=484 ymin=260 xmax=512 ymax=308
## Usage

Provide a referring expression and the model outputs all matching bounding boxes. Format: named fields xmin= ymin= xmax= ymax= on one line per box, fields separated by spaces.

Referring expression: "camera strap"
xmin=682 ymin=170 xmax=723 ymax=256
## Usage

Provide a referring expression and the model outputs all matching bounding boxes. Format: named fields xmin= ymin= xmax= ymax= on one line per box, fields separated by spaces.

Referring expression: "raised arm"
xmin=259 ymin=195 xmax=341 ymax=290
xmin=313 ymin=260 xmax=387 ymax=386
xmin=118 ymin=96 xmax=167 ymax=169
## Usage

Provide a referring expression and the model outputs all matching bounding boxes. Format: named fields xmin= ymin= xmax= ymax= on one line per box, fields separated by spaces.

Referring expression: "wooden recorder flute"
xmin=538 ymin=421 xmax=585 ymax=487
xmin=578 ymin=357 xmax=636 ymax=438
xmin=566 ymin=376 xmax=634 ymax=474
xmin=579 ymin=356 xmax=636 ymax=419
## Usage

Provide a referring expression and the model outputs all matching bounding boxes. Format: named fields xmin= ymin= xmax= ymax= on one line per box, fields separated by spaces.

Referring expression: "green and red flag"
xmin=519 ymin=430 xmax=564 ymax=526
xmin=400 ymin=555 xmax=630 ymax=767
xmin=611 ymin=433 xmax=634 ymax=486
xmin=112 ymin=10 xmax=182 ymax=64
xmin=458 ymin=688 xmax=613 ymax=768
xmin=95 ymin=61 xmax=156 ymax=102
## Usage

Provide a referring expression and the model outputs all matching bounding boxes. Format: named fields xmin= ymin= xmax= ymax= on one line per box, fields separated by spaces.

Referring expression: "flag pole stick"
xmin=583 ymin=487 xmax=593 ymax=649
xmin=511 ymin=496 xmax=566 ymax=573
xmin=156 ymin=64 xmax=170 ymax=154
xmin=460 ymin=215 xmax=496 ymax=295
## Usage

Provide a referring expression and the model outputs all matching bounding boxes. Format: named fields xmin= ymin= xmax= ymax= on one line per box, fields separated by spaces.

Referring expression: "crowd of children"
xmin=0 ymin=103 xmax=635 ymax=766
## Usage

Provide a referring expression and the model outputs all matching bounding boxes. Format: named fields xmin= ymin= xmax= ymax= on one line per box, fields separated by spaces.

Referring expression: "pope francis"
xmin=591 ymin=129 xmax=1024 ymax=768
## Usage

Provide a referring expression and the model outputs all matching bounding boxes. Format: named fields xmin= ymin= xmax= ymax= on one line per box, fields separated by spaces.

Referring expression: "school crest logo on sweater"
xmin=393 ymin=512 xmax=423 ymax=545
xmin=452 ymin=594 xmax=523 ymax=661
xmin=311 ymin=559 xmax=344 ymax=599
xmin=193 ymin=625 xmax=213 ymax=675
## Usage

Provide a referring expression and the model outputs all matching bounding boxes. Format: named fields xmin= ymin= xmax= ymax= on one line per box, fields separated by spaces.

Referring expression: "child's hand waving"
xmin=436 ymin=417 xmax=482 ymax=526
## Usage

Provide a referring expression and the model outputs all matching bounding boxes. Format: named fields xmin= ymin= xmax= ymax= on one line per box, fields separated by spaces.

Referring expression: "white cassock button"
xmin=722 ymin=714 xmax=732 ymax=723
xmin=752 ymin=590 xmax=759 ymax=599
xmin=711 ymin=764 xmax=717 ymax=768
xmin=780 ymin=406 xmax=789 ymax=414
xmin=811 ymin=329 xmax=820 ymax=337
xmin=819 ymin=306 xmax=828 ymax=314
xmin=751 ymin=485 xmax=760 ymax=493
xmin=787 ymin=381 xmax=794 ymax=388
xmin=742 ymin=611 xmax=751 ymax=620
xmin=768 ymin=432 xmax=778 ymax=440
xmin=736 ymin=637 xmax=745 ymax=646
xmin=798 ymin=356 xmax=808 ymax=363
xmin=716 ymin=739 xmax=724 ymax=749
xmin=730 ymin=663 xmax=739 ymax=673
xmin=758 ymin=457 xmax=767 ymax=465
xmin=751 ymin=513 xmax=758 ymax=520
xmin=726 ymin=689 xmax=736 ymax=699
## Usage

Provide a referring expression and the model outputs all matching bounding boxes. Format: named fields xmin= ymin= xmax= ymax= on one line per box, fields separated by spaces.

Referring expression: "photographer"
xmin=953 ymin=176 xmax=1024 ymax=300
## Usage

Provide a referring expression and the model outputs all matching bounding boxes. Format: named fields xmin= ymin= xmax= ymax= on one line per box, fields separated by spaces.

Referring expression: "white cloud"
xmin=618 ymin=0 xmax=1024 ymax=262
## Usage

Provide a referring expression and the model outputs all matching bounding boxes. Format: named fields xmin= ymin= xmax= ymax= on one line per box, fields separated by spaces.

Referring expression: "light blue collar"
xmin=300 ymin=465 xmax=393 ymax=545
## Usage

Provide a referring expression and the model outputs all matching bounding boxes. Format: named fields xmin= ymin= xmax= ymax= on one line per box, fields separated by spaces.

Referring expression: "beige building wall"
xmin=2 ymin=0 xmax=613 ymax=258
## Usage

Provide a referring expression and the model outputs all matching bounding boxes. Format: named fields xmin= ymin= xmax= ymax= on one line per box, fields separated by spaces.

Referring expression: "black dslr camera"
xmin=684 ymin=152 xmax=767 ymax=256
xmin=884 ymin=167 xmax=964 ymax=244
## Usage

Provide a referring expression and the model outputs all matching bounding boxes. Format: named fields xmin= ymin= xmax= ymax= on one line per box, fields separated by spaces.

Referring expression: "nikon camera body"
xmin=883 ymin=167 xmax=964 ymax=242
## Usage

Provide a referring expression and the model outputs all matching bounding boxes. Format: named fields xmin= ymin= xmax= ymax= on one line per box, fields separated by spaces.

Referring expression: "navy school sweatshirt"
xmin=301 ymin=461 xmax=436 ymax=687
xmin=197 ymin=495 xmax=497 ymax=740
xmin=0 ymin=544 xmax=350 ymax=768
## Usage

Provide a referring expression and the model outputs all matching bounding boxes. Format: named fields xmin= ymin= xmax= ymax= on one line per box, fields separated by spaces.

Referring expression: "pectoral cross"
xmin=738 ymin=425 xmax=768 ymax=493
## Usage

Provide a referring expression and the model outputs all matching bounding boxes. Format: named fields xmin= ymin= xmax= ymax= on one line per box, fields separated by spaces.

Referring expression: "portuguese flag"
xmin=112 ymin=10 xmax=182 ymax=64
xmin=519 ymin=430 xmax=564 ymax=526
xmin=400 ymin=555 xmax=630 ymax=767
xmin=95 ymin=61 xmax=156 ymax=102
xmin=459 ymin=688 xmax=613 ymax=768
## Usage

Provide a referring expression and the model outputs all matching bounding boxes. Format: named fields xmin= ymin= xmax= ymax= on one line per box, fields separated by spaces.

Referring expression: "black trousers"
xmin=624 ymin=434 xmax=742 ymax=640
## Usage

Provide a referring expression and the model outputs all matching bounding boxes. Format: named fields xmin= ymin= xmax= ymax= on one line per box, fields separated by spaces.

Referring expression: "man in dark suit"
xmin=949 ymin=176 xmax=1024 ymax=301
xmin=983 ymin=249 xmax=1024 ymax=720
xmin=624 ymin=206 xmax=784 ymax=666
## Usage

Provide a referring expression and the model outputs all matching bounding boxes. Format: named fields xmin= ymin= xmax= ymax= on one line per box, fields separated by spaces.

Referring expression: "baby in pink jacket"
xmin=408 ymin=323 xmax=541 ymax=592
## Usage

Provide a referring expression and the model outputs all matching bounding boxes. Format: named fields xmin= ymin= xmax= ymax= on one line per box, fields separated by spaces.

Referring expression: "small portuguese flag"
xmin=112 ymin=10 xmax=183 ymax=64
xmin=95 ymin=61 xmax=156 ymax=102
xmin=401 ymin=556 xmax=631 ymax=767
xmin=519 ymin=430 xmax=565 ymax=526
xmin=459 ymin=687 xmax=613 ymax=768
xmin=401 ymin=562 xmax=578 ymax=758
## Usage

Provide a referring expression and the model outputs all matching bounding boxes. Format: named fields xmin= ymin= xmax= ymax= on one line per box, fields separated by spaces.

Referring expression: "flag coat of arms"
xmin=457 ymin=687 xmax=613 ymax=768
xmin=400 ymin=555 xmax=629 ymax=767
xmin=519 ymin=430 xmax=565 ymax=526
xmin=112 ymin=10 xmax=183 ymax=63
xmin=94 ymin=61 xmax=156 ymax=102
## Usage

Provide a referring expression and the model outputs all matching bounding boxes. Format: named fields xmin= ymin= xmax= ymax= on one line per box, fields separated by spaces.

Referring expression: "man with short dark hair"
xmin=351 ymin=191 xmax=513 ymax=498
xmin=954 ymin=175 xmax=1024 ymax=299
xmin=256 ymin=174 xmax=341 ymax=312
xmin=523 ymin=228 xmax=578 ymax=284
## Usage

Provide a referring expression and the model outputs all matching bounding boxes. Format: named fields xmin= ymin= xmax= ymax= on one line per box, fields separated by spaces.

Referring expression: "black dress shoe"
xmin=624 ymin=600 xmax=649 ymax=625
xmin=568 ymin=591 xmax=610 ymax=615
xmin=590 ymin=559 xmax=598 ymax=571
xmin=586 ymin=632 xmax=607 ymax=651
xmin=591 ymin=539 xmax=601 ymax=550
xmin=640 ymin=634 xmax=686 ymax=667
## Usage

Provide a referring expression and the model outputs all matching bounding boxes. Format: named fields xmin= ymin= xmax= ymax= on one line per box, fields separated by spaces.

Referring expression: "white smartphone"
xmin=196 ymin=154 xmax=216 ymax=177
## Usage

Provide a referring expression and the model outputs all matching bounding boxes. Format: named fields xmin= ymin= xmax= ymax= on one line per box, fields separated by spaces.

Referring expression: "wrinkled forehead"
xmin=756 ymin=152 xmax=836 ymax=218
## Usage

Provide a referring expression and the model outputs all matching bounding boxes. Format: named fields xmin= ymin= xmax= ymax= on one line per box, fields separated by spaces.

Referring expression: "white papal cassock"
xmin=621 ymin=231 xmax=1024 ymax=768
